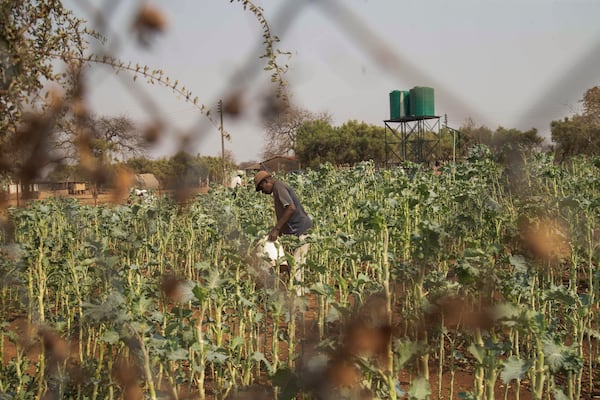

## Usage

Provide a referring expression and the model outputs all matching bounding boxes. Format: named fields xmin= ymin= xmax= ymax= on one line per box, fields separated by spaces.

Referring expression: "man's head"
xmin=254 ymin=170 xmax=273 ymax=194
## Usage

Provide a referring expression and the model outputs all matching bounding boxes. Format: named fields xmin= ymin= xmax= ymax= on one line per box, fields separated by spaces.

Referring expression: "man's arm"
xmin=269 ymin=203 xmax=296 ymax=241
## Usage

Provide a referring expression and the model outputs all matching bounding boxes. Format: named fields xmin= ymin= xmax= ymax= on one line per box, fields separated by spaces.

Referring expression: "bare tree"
xmin=262 ymin=106 xmax=330 ymax=159
xmin=94 ymin=115 xmax=147 ymax=161
xmin=54 ymin=114 xmax=145 ymax=163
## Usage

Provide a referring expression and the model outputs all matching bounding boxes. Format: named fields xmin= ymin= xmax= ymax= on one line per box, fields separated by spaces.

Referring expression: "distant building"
xmin=40 ymin=180 xmax=87 ymax=195
xmin=245 ymin=155 xmax=301 ymax=174
xmin=134 ymin=173 xmax=160 ymax=190
xmin=3 ymin=182 xmax=39 ymax=195
xmin=68 ymin=182 xmax=87 ymax=194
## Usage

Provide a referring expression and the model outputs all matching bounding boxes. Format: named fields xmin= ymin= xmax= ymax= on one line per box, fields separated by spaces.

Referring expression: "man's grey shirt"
xmin=272 ymin=180 xmax=312 ymax=236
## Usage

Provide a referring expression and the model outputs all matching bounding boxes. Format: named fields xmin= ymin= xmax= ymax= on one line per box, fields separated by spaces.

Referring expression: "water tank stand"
xmin=384 ymin=116 xmax=441 ymax=166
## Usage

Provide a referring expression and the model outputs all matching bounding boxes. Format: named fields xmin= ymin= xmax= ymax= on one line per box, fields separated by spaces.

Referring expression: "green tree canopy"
xmin=123 ymin=153 xmax=234 ymax=189
xmin=459 ymin=119 xmax=494 ymax=151
xmin=491 ymin=126 xmax=542 ymax=162
xmin=551 ymin=115 xmax=599 ymax=161
xmin=295 ymin=120 xmax=386 ymax=169
xmin=551 ymin=86 xmax=600 ymax=160
xmin=338 ymin=120 xmax=386 ymax=164
xmin=262 ymin=107 xmax=330 ymax=159
xmin=459 ymin=119 xmax=542 ymax=163
xmin=294 ymin=119 xmax=336 ymax=169
xmin=582 ymin=86 xmax=600 ymax=124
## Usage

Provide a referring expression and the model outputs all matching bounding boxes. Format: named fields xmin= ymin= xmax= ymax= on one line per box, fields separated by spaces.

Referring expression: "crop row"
xmin=1 ymin=150 xmax=599 ymax=399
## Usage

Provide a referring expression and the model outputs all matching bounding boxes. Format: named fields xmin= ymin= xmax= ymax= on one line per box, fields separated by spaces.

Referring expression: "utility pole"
xmin=444 ymin=113 xmax=457 ymax=165
xmin=219 ymin=99 xmax=226 ymax=186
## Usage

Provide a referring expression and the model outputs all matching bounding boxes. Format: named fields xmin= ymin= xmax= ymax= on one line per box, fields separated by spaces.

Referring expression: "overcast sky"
xmin=71 ymin=0 xmax=600 ymax=163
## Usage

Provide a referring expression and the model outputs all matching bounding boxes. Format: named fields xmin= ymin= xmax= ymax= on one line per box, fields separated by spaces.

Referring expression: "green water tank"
xmin=389 ymin=90 xmax=401 ymax=120
xmin=409 ymin=86 xmax=435 ymax=117
xmin=389 ymin=90 xmax=410 ymax=120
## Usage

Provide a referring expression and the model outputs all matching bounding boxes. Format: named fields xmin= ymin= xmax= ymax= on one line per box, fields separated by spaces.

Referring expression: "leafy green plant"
xmin=1 ymin=155 xmax=598 ymax=399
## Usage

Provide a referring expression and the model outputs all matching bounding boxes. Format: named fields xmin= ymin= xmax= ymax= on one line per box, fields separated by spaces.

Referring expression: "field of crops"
xmin=1 ymin=149 xmax=599 ymax=400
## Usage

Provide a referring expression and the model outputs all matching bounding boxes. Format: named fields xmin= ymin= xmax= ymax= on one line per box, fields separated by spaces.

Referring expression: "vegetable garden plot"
xmin=1 ymin=154 xmax=599 ymax=399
